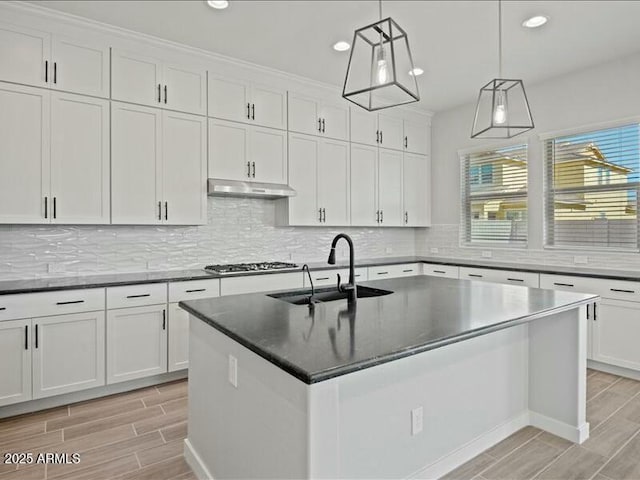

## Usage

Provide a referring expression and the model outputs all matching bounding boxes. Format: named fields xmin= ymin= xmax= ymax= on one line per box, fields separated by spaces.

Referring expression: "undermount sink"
xmin=268 ymin=285 xmax=393 ymax=305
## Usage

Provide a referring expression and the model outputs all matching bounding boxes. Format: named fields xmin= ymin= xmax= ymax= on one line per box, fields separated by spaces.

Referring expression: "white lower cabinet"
xmin=106 ymin=304 xmax=168 ymax=384
xmin=592 ymin=298 xmax=640 ymax=371
xmin=368 ymin=263 xmax=423 ymax=279
xmin=168 ymin=303 xmax=189 ymax=372
xmin=32 ymin=311 xmax=105 ymax=399
xmin=220 ymin=272 xmax=303 ymax=296
xmin=422 ymin=263 xmax=459 ymax=279
xmin=0 ymin=319 xmax=31 ymax=407
xmin=303 ymin=268 xmax=368 ymax=288
xmin=459 ymin=267 xmax=539 ymax=288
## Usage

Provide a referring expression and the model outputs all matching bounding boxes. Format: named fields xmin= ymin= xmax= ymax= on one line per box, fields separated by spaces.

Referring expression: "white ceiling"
xmin=24 ymin=0 xmax=640 ymax=113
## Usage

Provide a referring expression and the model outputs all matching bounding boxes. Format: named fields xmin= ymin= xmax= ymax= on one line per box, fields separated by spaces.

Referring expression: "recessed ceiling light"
xmin=522 ymin=15 xmax=548 ymax=28
xmin=409 ymin=67 xmax=424 ymax=77
xmin=207 ymin=0 xmax=229 ymax=9
xmin=333 ymin=41 xmax=350 ymax=52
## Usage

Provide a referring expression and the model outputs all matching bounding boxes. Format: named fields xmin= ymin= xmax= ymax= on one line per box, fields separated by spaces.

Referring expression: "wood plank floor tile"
xmin=590 ymin=371 xmax=620 ymax=385
xmin=615 ymin=395 xmax=640 ymax=424
xmin=118 ymin=456 xmax=191 ymax=480
xmin=0 ymin=462 xmax=45 ymax=480
xmin=156 ymin=380 xmax=187 ymax=395
xmin=534 ymin=446 xmax=607 ymax=480
xmin=0 ymin=431 xmax=62 ymax=455
xmin=162 ymin=397 xmax=188 ymax=413
xmin=69 ymin=386 xmax=159 ymax=416
xmin=0 ymin=422 xmax=45 ymax=446
xmin=482 ymin=439 xmax=562 ymax=480
xmin=134 ymin=409 xmax=187 ymax=436
xmin=137 ymin=439 xmax=184 ymax=467
xmin=536 ymin=432 xmax=574 ymax=451
xmin=441 ymin=453 xmax=495 ymax=480
xmin=55 ymin=453 xmax=140 ymax=480
xmin=142 ymin=389 xmax=187 ymax=408
xmin=161 ymin=422 xmax=188 ymax=443
xmin=600 ymin=431 xmax=640 ymax=480
xmin=170 ymin=472 xmax=198 ymax=480
xmin=39 ymin=425 xmax=135 ymax=458
xmin=588 ymin=377 xmax=617 ymax=401
xmin=607 ymin=378 xmax=640 ymax=399
xmin=485 ymin=426 xmax=541 ymax=460
xmin=586 ymin=391 xmax=629 ymax=429
xmin=63 ymin=406 xmax=164 ymax=441
xmin=0 ymin=407 xmax=68 ymax=429
xmin=47 ymin=399 xmax=146 ymax=432
xmin=0 ymin=464 xmax=16 ymax=476
xmin=582 ymin=416 xmax=640 ymax=458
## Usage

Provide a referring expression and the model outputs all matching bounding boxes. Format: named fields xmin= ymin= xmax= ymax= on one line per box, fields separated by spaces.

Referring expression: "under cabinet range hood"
xmin=207 ymin=179 xmax=296 ymax=199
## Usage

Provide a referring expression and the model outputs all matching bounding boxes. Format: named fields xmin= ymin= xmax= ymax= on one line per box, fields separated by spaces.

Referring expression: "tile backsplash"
xmin=0 ymin=197 xmax=416 ymax=280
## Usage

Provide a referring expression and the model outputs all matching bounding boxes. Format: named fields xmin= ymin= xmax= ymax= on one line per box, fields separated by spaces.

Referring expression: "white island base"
xmin=184 ymin=307 xmax=588 ymax=480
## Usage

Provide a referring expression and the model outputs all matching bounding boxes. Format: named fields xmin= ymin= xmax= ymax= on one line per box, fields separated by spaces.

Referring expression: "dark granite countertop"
xmin=180 ymin=276 xmax=597 ymax=384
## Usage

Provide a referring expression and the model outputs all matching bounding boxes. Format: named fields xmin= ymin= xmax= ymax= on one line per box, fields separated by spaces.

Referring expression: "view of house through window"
xmin=544 ymin=123 xmax=640 ymax=250
xmin=461 ymin=144 xmax=528 ymax=245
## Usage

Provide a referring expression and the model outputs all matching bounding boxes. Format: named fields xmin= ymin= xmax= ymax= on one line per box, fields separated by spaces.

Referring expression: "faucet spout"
xmin=328 ymin=234 xmax=357 ymax=304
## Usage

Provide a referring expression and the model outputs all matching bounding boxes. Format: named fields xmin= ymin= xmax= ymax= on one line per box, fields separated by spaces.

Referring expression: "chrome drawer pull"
xmin=126 ymin=294 xmax=151 ymax=299
xmin=186 ymin=288 xmax=206 ymax=293
xmin=610 ymin=288 xmax=635 ymax=294
xmin=56 ymin=300 xmax=84 ymax=305
xmin=554 ymin=282 xmax=574 ymax=287
xmin=507 ymin=278 xmax=524 ymax=282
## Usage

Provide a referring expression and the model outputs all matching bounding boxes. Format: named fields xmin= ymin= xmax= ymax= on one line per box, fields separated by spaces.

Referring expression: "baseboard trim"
xmin=184 ymin=438 xmax=215 ymax=480
xmin=408 ymin=412 xmax=530 ymax=480
xmin=529 ymin=411 xmax=589 ymax=444
xmin=588 ymin=360 xmax=640 ymax=382
xmin=0 ymin=370 xmax=187 ymax=419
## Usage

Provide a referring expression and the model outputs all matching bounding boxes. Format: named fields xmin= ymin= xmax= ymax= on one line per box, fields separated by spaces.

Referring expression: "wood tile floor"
xmin=1 ymin=370 xmax=639 ymax=479
xmin=0 ymin=380 xmax=194 ymax=480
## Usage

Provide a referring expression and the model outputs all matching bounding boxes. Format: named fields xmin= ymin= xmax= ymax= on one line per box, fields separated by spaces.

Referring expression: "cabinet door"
xmin=350 ymin=108 xmax=378 ymax=147
xmin=51 ymin=92 xmax=110 ymax=224
xmin=378 ymin=113 xmax=404 ymax=151
xmin=251 ymin=83 xmax=287 ymax=130
xmin=287 ymin=133 xmax=319 ymax=225
xmin=107 ymin=305 xmax=167 ymax=384
xmin=208 ymin=118 xmax=250 ymax=181
xmin=0 ymin=22 xmax=50 ymax=88
xmin=319 ymin=139 xmax=350 ymax=226
xmin=111 ymin=49 xmax=162 ymax=108
xmin=350 ymin=144 xmax=378 ymax=226
xmin=32 ymin=312 xmax=105 ymax=399
xmin=208 ymin=75 xmax=251 ymax=123
xmin=593 ymin=299 xmax=640 ymax=371
xmin=250 ymin=126 xmax=287 ymax=184
xmin=51 ymin=35 xmax=109 ymax=98
xmin=162 ymin=111 xmax=207 ymax=225
xmin=288 ymin=93 xmax=320 ymax=136
xmin=168 ymin=303 xmax=189 ymax=372
xmin=111 ymin=102 xmax=162 ymax=224
xmin=402 ymin=153 xmax=430 ymax=227
xmin=378 ymin=148 xmax=404 ymax=226
xmin=162 ymin=62 xmax=207 ymax=115
xmin=321 ymin=102 xmax=349 ymax=141
xmin=403 ymin=119 xmax=429 ymax=155
xmin=0 ymin=319 xmax=31 ymax=407
xmin=0 ymin=83 xmax=50 ymax=224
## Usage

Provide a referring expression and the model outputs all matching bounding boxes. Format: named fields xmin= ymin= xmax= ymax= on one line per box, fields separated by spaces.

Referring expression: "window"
xmin=544 ymin=123 xmax=640 ymax=250
xmin=461 ymin=144 xmax=528 ymax=245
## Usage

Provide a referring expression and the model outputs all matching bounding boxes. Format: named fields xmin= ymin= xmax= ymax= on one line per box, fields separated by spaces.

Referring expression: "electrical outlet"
xmin=482 ymin=251 xmax=492 ymax=258
xmin=411 ymin=406 xmax=423 ymax=435
xmin=574 ymin=256 xmax=588 ymax=265
xmin=228 ymin=354 xmax=238 ymax=388
xmin=385 ymin=247 xmax=393 ymax=254
xmin=430 ymin=247 xmax=439 ymax=254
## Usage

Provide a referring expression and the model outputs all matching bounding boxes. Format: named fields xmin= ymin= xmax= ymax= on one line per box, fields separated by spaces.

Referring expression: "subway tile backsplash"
xmin=0 ymin=197 xmax=416 ymax=280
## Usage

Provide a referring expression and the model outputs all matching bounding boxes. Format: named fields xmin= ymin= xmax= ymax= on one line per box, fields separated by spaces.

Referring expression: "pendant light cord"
xmin=498 ymin=0 xmax=503 ymax=78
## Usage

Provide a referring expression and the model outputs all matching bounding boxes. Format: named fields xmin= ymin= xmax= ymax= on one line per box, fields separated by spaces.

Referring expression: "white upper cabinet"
xmin=288 ymin=92 xmax=349 ymax=141
xmin=208 ymin=74 xmax=286 ymax=129
xmin=378 ymin=148 xmax=404 ymax=226
xmin=50 ymin=92 xmax=110 ymax=224
xmin=402 ymin=153 xmax=430 ymax=227
xmin=162 ymin=110 xmax=207 ymax=225
xmin=403 ymin=119 xmax=430 ymax=155
xmin=112 ymin=49 xmax=206 ymax=115
xmin=350 ymin=143 xmax=378 ymax=226
xmin=350 ymin=109 xmax=379 ymax=147
xmin=318 ymin=138 xmax=350 ymax=226
xmin=0 ymin=22 xmax=50 ymax=88
xmin=0 ymin=83 xmax=50 ymax=224
xmin=209 ymin=119 xmax=287 ymax=185
xmin=51 ymin=36 xmax=110 ymax=98
xmin=378 ymin=114 xmax=404 ymax=151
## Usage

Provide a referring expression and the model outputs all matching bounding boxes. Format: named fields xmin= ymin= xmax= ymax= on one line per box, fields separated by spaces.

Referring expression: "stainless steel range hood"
xmin=207 ymin=178 xmax=296 ymax=199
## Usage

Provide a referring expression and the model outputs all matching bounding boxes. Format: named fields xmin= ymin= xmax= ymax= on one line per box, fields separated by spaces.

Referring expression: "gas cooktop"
xmin=204 ymin=262 xmax=299 ymax=275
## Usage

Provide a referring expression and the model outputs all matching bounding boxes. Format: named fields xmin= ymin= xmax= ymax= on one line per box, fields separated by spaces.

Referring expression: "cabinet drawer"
xmin=107 ymin=283 xmax=167 ymax=309
xmin=422 ymin=263 xmax=459 ymax=279
xmin=459 ymin=267 xmax=539 ymax=288
xmin=169 ymin=279 xmax=220 ymax=303
xmin=368 ymin=263 xmax=423 ymax=279
xmin=220 ymin=272 xmax=303 ymax=296
xmin=540 ymin=274 xmax=640 ymax=301
xmin=0 ymin=288 xmax=105 ymax=321
xmin=303 ymin=268 xmax=367 ymax=288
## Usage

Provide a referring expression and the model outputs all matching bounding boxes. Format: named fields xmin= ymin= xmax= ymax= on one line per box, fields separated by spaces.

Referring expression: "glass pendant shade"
xmin=471 ymin=78 xmax=534 ymax=138
xmin=342 ymin=17 xmax=419 ymax=111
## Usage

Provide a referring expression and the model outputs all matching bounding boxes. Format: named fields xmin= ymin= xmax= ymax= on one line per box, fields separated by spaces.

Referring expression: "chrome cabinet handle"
xmin=157 ymin=84 xmax=161 ymax=103
xmin=247 ymin=103 xmax=251 ymax=119
xmin=165 ymin=201 xmax=168 ymax=221
xmin=158 ymin=201 xmax=162 ymax=220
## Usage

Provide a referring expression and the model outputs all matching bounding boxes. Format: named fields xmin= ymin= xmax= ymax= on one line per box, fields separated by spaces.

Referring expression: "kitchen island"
xmin=180 ymin=275 xmax=597 ymax=479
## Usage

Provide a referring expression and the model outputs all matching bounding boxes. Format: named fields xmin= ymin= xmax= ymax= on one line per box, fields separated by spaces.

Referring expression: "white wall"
xmin=419 ymin=51 xmax=640 ymax=269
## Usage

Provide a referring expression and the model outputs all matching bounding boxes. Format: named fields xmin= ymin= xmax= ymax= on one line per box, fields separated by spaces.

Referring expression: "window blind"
xmin=461 ymin=144 xmax=528 ymax=245
xmin=544 ymin=123 xmax=640 ymax=250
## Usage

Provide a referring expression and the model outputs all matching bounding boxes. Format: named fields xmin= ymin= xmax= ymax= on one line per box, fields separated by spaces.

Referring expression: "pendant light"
xmin=342 ymin=0 xmax=419 ymax=111
xmin=471 ymin=0 xmax=534 ymax=138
